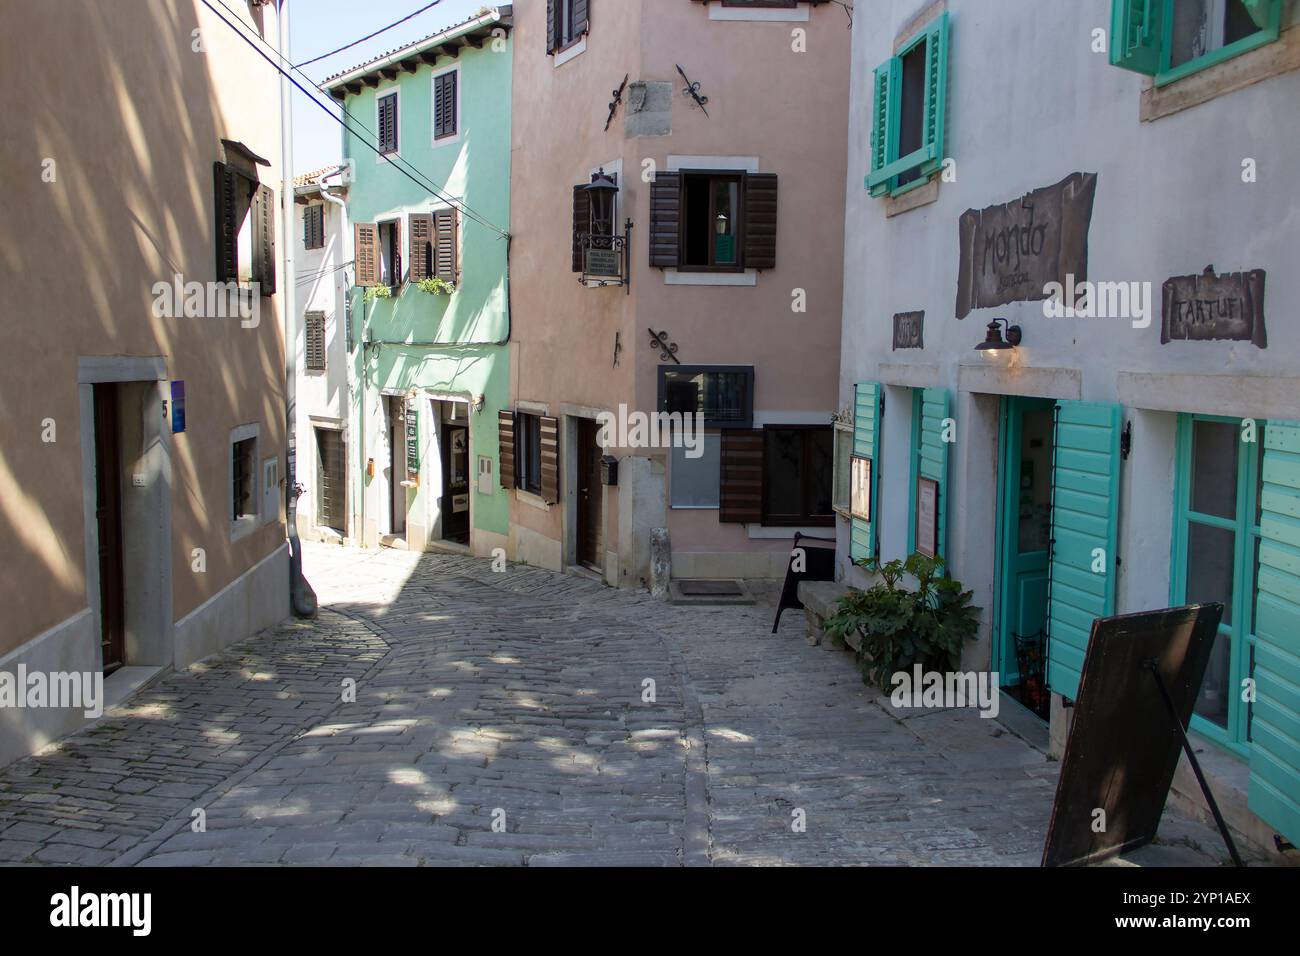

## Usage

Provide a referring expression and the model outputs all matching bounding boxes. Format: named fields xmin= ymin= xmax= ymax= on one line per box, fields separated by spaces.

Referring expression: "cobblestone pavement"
xmin=0 ymin=544 xmax=1248 ymax=866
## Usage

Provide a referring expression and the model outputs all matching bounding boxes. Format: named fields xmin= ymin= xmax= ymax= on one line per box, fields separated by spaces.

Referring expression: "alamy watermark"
xmin=0 ymin=666 xmax=104 ymax=719
xmin=889 ymin=665 xmax=1000 ymax=720
xmin=151 ymin=274 xmax=260 ymax=328
xmin=1042 ymin=273 xmax=1152 ymax=329
xmin=596 ymin=405 xmax=704 ymax=459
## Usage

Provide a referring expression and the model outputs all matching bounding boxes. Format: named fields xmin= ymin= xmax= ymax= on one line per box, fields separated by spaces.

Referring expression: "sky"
xmin=288 ymin=0 xmax=489 ymax=174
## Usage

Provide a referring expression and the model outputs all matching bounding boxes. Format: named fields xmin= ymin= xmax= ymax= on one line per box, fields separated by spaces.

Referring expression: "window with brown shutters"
xmin=743 ymin=173 xmax=778 ymax=271
xmin=408 ymin=213 xmax=433 ymax=283
xmin=213 ymin=162 xmax=240 ymax=282
xmin=650 ymin=170 xmax=778 ymax=272
xmin=547 ymin=0 xmax=590 ymax=54
xmin=378 ymin=219 xmax=402 ymax=289
xmin=719 ymin=429 xmax=765 ymax=524
xmin=434 ymin=209 xmax=458 ymax=283
xmin=649 ymin=172 xmax=682 ymax=268
xmin=434 ymin=70 xmax=458 ymax=140
xmin=253 ymin=183 xmax=277 ymax=295
xmin=571 ymin=184 xmax=591 ymax=272
xmin=377 ymin=91 xmax=398 ymax=154
xmin=355 ymin=223 xmax=379 ymax=287
xmin=498 ymin=410 xmax=516 ymax=489
xmin=539 ymin=416 xmax=560 ymax=505
xmin=303 ymin=204 xmax=325 ymax=250
xmin=305 ymin=312 xmax=327 ymax=371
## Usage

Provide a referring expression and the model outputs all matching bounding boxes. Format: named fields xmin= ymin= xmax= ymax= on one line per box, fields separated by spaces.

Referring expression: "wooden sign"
xmin=404 ymin=404 xmax=419 ymax=484
xmin=850 ymin=456 xmax=872 ymax=521
xmin=955 ymin=172 xmax=1098 ymax=320
xmin=915 ymin=477 xmax=939 ymax=558
xmin=892 ymin=311 xmax=924 ymax=350
xmin=1161 ymin=265 xmax=1267 ymax=347
xmin=1042 ymin=604 xmax=1223 ymax=867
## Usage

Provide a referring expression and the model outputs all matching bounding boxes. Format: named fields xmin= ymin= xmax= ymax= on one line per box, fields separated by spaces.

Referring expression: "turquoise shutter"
xmin=1240 ymin=0 xmax=1279 ymax=30
xmin=1046 ymin=402 xmax=1122 ymax=700
xmin=915 ymin=387 xmax=951 ymax=561
xmin=1109 ymin=0 xmax=1163 ymax=76
xmin=866 ymin=57 xmax=900 ymax=197
xmin=1250 ymin=420 xmax=1300 ymax=848
xmin=919 ymin=12 xmax=949 ymax=177
xmin=851 ymin=383 xmax=881 ymax=562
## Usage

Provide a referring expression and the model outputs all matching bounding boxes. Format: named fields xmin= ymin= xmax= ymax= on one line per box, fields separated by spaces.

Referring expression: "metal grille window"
xmin=305 ymin=312 xmax=326 ymax=371
xmin=232 ymin=437 xmax=257 ymax=520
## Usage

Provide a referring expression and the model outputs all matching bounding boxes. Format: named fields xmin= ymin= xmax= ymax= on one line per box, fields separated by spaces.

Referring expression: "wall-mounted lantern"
xmin=974 ymin=317 xmax=1022 ymax=356
xmin=577 ymin=169 xmax=632 ymax=293
xmin=715 ymin=212 xmax=730 ymax=236
xmin=584 ymin=169 xmax=619 ymax=243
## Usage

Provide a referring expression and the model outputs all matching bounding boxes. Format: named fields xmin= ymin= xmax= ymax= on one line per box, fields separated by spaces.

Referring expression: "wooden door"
xmin=93 ymin=384 xmax=125 ymax=675
xmin=576 ymin=419 xmax=602 ymax=570
xmin=315 ymin=427 xmax=346 ymax=532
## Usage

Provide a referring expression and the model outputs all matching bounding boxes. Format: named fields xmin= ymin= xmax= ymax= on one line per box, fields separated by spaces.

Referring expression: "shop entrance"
xmin=438 ymin=401 xmax=470 ymax=545
xmin=996 ymin=396 xmax=1055 ymax=720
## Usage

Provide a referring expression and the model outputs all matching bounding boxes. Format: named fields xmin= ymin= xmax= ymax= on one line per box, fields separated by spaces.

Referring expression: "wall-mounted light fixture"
xmin=974 ymin=317 xmax=1022 ymax=355
xmin=715 ymin=212 xmax=730 ymax=236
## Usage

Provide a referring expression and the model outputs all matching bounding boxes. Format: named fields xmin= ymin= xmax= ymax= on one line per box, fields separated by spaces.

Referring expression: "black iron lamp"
xmin=584 ymin=169 xmax=618 ymax=239
xmin=975 ymin=317 xmax=1022 ymax=354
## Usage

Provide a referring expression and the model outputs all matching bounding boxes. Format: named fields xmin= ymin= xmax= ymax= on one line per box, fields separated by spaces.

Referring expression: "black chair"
xmin=771 ymin=532 xmax=837 ymax=633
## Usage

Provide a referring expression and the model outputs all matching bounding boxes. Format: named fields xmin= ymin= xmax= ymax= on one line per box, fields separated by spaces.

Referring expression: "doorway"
xmin=996 ymin=396 xmax=1055 ymax=719
xmin=315 ymin=426 xmax=346 ymax=534
xmin=384 ymin=395 xmax=407 ymax=539
xmin=575 ymin=417 xmax=603 ymax=572
xmin=92 ymin=383 xmax=126 ymax=675
xmin=439 ymin=402 xmax=470 ymax=545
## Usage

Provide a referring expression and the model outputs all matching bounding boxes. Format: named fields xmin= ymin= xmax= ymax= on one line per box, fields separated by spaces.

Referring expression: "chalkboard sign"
xmin=404 ymin=404 xmax=419 ymax=484
xmin=1161 ymin=266 xmax=1266 ymax=348
xmin=892 ymin=311 xmax=924 ymax=350
xmin=1042 ymin=603 xmax=1223 ymax=867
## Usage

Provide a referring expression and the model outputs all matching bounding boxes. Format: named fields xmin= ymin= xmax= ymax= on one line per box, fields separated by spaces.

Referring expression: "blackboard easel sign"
xmin=1041 ymin=603 xmax=1240 ymax=867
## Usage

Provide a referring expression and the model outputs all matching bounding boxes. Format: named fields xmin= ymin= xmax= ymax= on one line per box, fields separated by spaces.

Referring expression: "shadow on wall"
xmin=0 ymin=0 xmax=285 ymax=653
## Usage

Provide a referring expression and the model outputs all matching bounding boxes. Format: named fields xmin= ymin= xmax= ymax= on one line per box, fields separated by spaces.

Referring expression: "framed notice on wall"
xmin=850 ymin=456 xmax=872 ymax=521
xmin=404 ymin=404 xmax=420 ymax=485
xmin=916 ymin=477 xmax=939 ymax=558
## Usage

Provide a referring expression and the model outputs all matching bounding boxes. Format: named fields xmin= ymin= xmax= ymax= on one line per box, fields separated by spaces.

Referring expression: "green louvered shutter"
xmin=1240 ymin=0 xmax=1279 ymax=30
xmin=1109 ymin=0 xmax=1163 ymax=76
xmin=851 ymin=382 xmax=881 ymax=562
xmin=914 ymin=387 xmax=951 ymax=560
xmin=866 ymin=57 xmax=900 ymax=197
xmin=919 ymin=12 xmax=949 ymax=177
xmin=1249 ymin=420 xmax=1300 ymax=848
xmin=1046 ymin=402 xmax=1122 ymax=701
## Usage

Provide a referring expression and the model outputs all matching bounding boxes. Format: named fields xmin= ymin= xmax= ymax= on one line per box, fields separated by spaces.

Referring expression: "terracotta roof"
xmin=293 ymin=165 xmax=345 ymax=187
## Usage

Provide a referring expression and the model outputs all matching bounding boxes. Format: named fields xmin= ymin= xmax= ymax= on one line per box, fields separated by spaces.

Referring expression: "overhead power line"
xmin=293 ymin=1 xmax=444 ymax=69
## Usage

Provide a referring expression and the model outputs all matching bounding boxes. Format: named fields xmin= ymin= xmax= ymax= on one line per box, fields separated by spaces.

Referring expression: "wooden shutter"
xmin=305 ymin=312 xmax=326 ymax=371
xmin=303 ymin=205 xmax=313 ymax=248
xmin=213 ymin=161 xmax=239 ymax=282
xmin=378 ymin=93 xmax=398 ymax=152
xmin=1249 ymin=419 xmax=1300 ymax=849
xmin=572 ymin=0 xmax=590 ymax=37
xmin=355 ymin=223 xmax=379 ymax=286
xmin=919 ymin=13 xmax=949 ymax=177
xmin=546 ymin=0 xmax=557 ymax=53
xmin=572 ymin=184 xmax=590 ymax=272
xmin=539 ymin=416 xmax=560 ymax=504
xmin=914 ymin=387 xmax=951 ymax=559
xmin=866 ymin=57 xmax=901 ymax=196
xmin=743 ymin=173 xmax=778 ymax=271
xmin=408 ymin=213 xmax=433 ymax=283
xmin=253 ymin=183 xmax=276 ymax=295
xmin=498 ymin=410 xmax=516 ymax=488
xmin=435 ymin=71 xmax=457 ymax=139
xmin=435 ymin=209 xmax=458 ymax=282
xmin=719 ymin=429 xmax=764 ymax=524
xmin=305 ymin=205 xmax=324 ymax=249
xmin=1109 ymin=0 xmax=1163 ymax=75
xmin=1045 ymin=401 xmax=1122 ymax=702
xmin=648 ymin=172 xmax=681 ymax=268
xmin=850 ymin=382 xmax=880 ymax=562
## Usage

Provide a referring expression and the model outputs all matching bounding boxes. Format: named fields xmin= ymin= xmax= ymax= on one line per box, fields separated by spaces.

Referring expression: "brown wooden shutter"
xmin=719 ymin=429 xmax=765 ymax=523
xmin=546 ymin=0 xmax=557 ymax=53
xmin=539 ymin=416 xmax=560 ymax=504
xmin=213 ymin=162 xmax=239 ymax=282
xmin=649 ymin=172 xmax=682 ymax=268
xmin=743 ymin=173 xmax=778 ymax=271
xmin=408 ymin=213 xmax=433 ymax=283
xmin=435 ymin=71 xmax=457 ymax=139
xmin=355 ymin=223 xmax=379 ymax=286
xmin=305 ymin=312 xmax=326 ymax=371
xmin=498 ymin=410 xmax=516 ymax=488
xmin=573 ymin=0 xmax=590 ymax=37
xmin=572 ymin=184 xmax=590 ymax=272
xmin=393 ymin=217 xmax=403 ymax=286
xmin=435 ymin=209 xmax=458 ymax=282
xmin=254 ymin=183 xmax=277 ymax=294
xmin=378 ymin=93 xmax=398 ymax=153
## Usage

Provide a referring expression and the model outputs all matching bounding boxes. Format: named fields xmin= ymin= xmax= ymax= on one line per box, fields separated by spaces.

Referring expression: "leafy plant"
xmin=822 ymin=552 xmax=980 ymax=689
xmin=363 ymin=284 xmax=392 ymax=302
xmin=415 ymin=276 xmax=456 ymax=296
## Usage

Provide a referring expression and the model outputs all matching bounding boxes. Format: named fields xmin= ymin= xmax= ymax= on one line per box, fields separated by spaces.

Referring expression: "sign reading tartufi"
xmin=955 ymin=172 xmax=1098 ymax=320
xmin=1160 ymin=265 xmax=1267 ymax=348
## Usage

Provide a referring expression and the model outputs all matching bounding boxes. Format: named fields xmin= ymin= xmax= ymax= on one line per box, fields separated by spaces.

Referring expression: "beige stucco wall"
xmin=0 ymin=0 xmax=287 ymax=657
xmin=508 ymin=0 xmax=849 ymax=578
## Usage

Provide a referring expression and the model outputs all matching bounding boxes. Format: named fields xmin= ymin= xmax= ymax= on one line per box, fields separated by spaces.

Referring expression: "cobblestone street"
xmin=0 ymin=544 xmax=1245 ymax=867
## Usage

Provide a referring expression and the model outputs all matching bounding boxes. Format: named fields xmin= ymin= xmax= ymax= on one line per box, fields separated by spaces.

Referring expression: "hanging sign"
xmin=1160 ymin=265 xmax=1267 ymax=347
xmin=404 ymin=404 xmax=419 ymax=484
xmin=892 ymin=311 xmax=924 ymax=350
xmin=915 ymin=477 xmax=939 ymax=558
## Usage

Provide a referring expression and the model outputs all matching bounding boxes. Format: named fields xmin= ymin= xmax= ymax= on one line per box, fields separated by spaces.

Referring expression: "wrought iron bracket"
xmin=605 ymin=73 xmax=629 ymax=131
xmin=648 ymin=328 xmax=680 ymax=364
xmin=676 ymin=64 xmax=709 ymax=116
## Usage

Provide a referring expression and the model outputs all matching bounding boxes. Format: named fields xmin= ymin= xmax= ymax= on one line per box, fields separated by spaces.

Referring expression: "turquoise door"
xmin=997 ymin=397 xmax=1056 ymax=714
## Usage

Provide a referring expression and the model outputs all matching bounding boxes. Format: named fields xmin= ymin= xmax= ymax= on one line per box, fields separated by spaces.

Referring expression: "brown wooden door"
xmin=576 ymin=419 xmax=602 ymax=571
xmin=93 ymin=384 xmax=125 ymax=675
xmin=315 ymin=428 xmax=346 ymax=533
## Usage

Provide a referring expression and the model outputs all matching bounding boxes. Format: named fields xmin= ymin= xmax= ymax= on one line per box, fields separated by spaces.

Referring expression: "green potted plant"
xmin=415 ymin=277 xmax=456 ymax=296
xmin=363 ymin=283 xmax=392 ymax=303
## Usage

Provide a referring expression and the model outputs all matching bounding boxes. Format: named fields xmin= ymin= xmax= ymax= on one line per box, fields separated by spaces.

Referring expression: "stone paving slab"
xmin=0 ymin=543 xmax=1257 ymax=867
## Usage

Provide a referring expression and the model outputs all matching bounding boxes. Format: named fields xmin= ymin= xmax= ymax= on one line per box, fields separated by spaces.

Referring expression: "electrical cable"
xmin=293 ymin=1 xmax=444 ymax=69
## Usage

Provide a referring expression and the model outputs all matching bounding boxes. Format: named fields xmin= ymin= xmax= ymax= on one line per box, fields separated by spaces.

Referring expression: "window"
xmin=762 ymin=426 xmax=834 ymax=527
xmin=213 ymin=162 xmax=276 ymax=294
xmin=408 ymin=210 xmax=459 ymax=285
xmin=433 ymin=70 xmax=458 ymax=141
xmin=305 ymin=312 xmax=326 ymax=371
xmin=377 ymin=91 xmax=398 ymax=154
xmin=832 ymin=421 xmax=853 ymax=516
xmin=547 ymin=0 xmax=590 ymax=54
xmin=1111 ymin=0 xmax=1283 ymax=85
xmin=378 ymin=220 xmax=401 ymax=289
xmin=866 ymin=12 xmax=949 ymax=199
xmin=658 ymin=366 xmax=754 ymax=428
xmin=649 ymin=171 xmax=778 ymax=271
xmin=230 ymin=425 xmax=260 ymax=541
xmin=1173 ymin=414 xmax=1266 ymax=752
xmin=303 ymin=204 xmax=325 ymax=250
xmin=516 ymin=413 xmax=544 ymax=496
xmin=670 ymin=433 xmax=722 ymax=508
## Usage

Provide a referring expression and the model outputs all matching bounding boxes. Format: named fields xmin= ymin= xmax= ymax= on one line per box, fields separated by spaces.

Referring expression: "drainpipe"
xmin=279 ymin=0 xmax=317 ymax=617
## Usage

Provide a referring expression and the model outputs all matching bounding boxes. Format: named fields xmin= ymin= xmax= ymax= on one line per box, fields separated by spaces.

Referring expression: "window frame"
xmin=832 ymin=420 xmax=854 ymax=518
xmin=1156 ymin=0 xmax=1283 ymax=86
xmin=657 ymin=365 xmax=755 ymax=429
xmin=1170 ymin=412 xmax=1264 ymax=756
xmin=760 ymin=424 xmax=836 ymax=528
xmin=229 ymin=423 xmax=261 ymax=541
xmin=677 ymin=170 xmax=748 ymax=273
xmin=378 ymin=218 xmax=402 ymax=290
xmin=516 ymin=412 xmax=544 ymax=496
